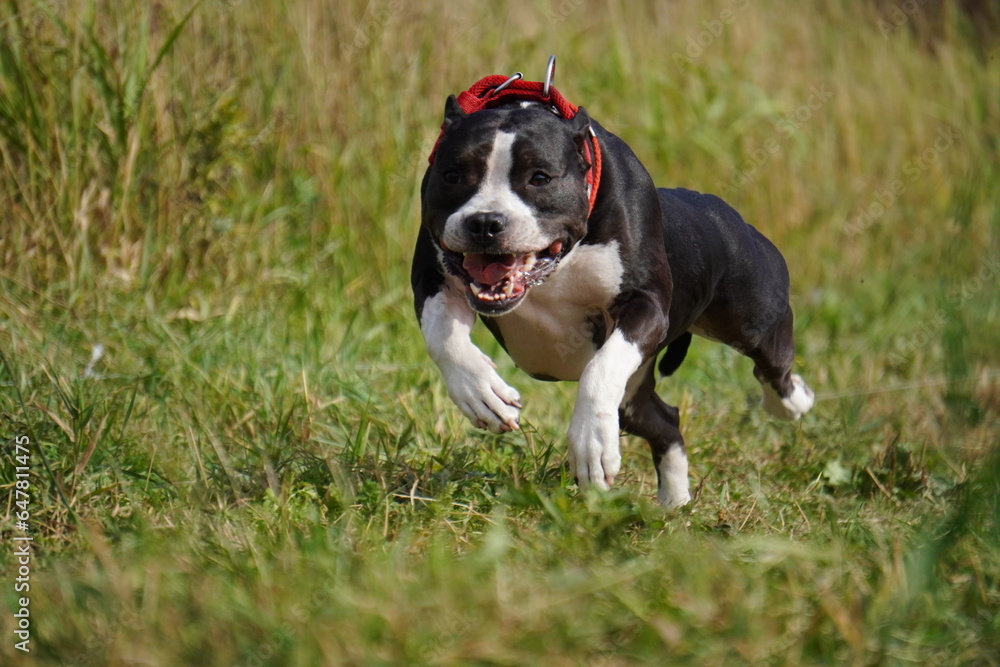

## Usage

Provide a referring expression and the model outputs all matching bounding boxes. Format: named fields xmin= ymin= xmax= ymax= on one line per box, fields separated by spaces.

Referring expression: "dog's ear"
xmin=570 ymin=107 xmax=593 ymax=165
xmin=443 ymin=95 xmax=466 ymax=129
xmin=570 ymin=106 xmax=591 ymax=133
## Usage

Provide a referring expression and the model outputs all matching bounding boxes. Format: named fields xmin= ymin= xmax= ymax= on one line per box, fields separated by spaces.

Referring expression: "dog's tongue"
xmin=462 ymin=253 xmax=517 ymax=285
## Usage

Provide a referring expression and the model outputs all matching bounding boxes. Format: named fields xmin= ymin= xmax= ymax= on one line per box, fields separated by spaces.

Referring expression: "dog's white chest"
xmin=494 ymin=242 xmax=624 ymax=381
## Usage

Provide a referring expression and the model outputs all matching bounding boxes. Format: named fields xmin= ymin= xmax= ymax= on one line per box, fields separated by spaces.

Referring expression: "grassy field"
xmin=1 ymin=0 xmax=998 ymax=664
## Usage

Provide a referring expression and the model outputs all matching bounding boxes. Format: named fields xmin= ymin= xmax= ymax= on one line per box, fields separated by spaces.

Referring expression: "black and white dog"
xmin=411 ymin=69 xmax=813 ymax=508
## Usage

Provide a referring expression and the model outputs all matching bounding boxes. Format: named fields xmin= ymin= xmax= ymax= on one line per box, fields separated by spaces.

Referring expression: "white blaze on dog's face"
xmin=422 ymin=101 xmax=594 ymax=316
xmin=442 ymin=131 xmax=547 ymax=253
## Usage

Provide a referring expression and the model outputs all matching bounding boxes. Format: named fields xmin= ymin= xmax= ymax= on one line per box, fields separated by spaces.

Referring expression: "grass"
xmin=1 ymin=0 xmax=998 ymax=664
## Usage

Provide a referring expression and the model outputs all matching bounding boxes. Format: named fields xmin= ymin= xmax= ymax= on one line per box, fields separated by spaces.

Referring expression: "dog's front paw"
xmin=567 ymin=410 xmax=621 ymax=489
xmin=443 ymin=353 xmax=521 ymax=433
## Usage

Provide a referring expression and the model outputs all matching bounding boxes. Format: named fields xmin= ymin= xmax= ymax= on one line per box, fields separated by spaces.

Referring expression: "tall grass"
xmin=1 ymin=0 xmax=998 ymax=664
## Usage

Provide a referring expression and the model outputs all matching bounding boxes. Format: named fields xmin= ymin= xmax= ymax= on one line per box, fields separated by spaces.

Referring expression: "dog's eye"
xmin=442 ymin=169 xmax=460 ymax=185
xmin=529 ymin=172 xmax=551 ymax=186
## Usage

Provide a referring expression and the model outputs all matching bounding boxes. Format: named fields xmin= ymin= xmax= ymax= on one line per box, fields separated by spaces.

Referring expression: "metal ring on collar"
xmin=492 ymin=72 xmax=523 ymax=95
xmin=543 ymin=55 xmax=556 ymax=98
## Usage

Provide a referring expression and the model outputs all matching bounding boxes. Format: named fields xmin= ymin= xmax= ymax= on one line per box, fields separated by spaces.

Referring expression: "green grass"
xmin=1 ymin=0 xmax=998 ymax=664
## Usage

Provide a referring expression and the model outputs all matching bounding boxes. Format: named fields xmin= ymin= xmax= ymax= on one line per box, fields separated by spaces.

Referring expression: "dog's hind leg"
xmin=621 ymin=364 xmax=691 ymax=509
xmin=745 ymin=305 xmax=814 ymax=420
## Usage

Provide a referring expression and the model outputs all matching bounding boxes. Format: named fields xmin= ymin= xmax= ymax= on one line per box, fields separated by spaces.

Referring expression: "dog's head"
xmin=421 ymin=97 xmax=596 ymax=315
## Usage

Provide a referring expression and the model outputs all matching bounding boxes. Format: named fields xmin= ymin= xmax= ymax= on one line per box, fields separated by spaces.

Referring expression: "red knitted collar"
xmin=427 ymin=74 xmax=602 ymax=218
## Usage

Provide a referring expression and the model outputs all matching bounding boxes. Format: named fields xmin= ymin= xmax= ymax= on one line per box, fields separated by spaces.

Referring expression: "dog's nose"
xmin=465 ymin=212 xmax=506 ymax=244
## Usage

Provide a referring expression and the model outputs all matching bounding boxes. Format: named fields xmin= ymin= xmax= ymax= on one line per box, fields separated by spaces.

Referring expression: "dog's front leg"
xmin=567 ymin=329 xmax=643 ymax=488
xmin=418 ymin=286 xmax=521 ymax=433
xmin=568 ymin=292 xmax=668 ymax=490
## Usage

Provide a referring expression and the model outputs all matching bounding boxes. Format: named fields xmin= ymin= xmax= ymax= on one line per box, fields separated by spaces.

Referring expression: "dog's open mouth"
xmin=441 ymin=240 xmax=564 ymax=312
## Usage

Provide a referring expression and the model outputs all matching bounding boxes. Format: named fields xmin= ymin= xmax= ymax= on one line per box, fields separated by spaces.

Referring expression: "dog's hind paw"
xmin=656 ymin=446 xmax=691 ymax=509
xmin=761 ymin=374 xmax=814 ymax=421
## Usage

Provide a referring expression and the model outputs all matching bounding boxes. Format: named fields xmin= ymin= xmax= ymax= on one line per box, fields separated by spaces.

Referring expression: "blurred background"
xmin=1 ymin=1 xmax=998 ymax=663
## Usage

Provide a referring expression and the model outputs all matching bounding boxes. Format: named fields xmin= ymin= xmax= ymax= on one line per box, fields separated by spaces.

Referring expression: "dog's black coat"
xmin=411 ymin=98 xmax=812 ymax=506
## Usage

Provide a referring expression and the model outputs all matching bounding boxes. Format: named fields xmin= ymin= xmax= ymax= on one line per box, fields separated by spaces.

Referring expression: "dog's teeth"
xmin=470 ymin=283 xmax=482 ymax=296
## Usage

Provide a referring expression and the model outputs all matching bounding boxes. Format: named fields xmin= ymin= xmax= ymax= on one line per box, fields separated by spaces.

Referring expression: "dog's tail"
xmin=658 ymin=331 xmax=692 ymax=377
